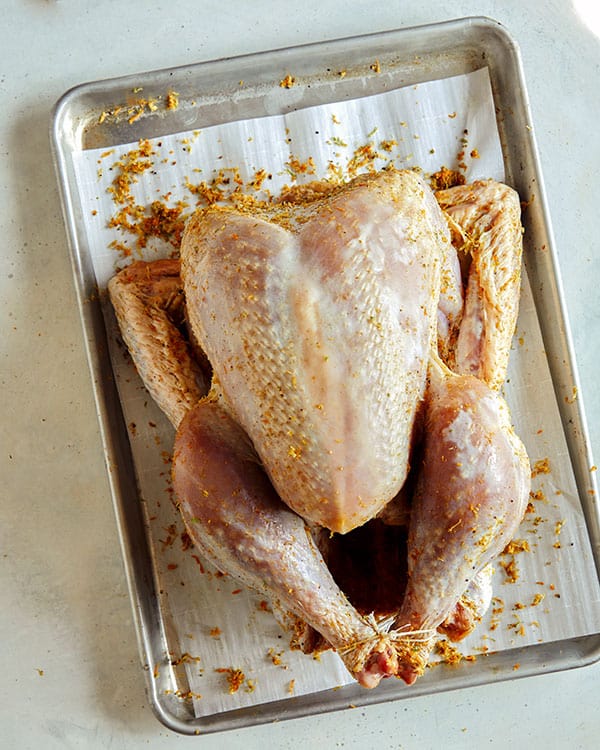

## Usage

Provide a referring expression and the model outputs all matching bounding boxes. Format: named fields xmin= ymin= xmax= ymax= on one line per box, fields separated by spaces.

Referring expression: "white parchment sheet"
xmin=72 ymin=68 xmax=600 ymax=718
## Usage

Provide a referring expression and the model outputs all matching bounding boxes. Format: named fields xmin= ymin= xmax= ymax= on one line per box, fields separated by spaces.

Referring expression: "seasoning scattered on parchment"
xmin=434 ymin=639 xmax=477 ymax=668
xmin=531 ymin=457 xmax=551 ymax=477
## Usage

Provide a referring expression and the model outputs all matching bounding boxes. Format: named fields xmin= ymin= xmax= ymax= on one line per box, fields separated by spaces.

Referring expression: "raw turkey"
xmin=108 ymin=169 xmax=530 ymax=688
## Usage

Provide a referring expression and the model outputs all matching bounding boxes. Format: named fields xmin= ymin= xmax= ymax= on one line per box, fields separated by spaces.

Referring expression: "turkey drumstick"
xmin=173 ymin=393 xmax=399 ymax=688
xmin=392 ymin=355 xmax=530 ymax=684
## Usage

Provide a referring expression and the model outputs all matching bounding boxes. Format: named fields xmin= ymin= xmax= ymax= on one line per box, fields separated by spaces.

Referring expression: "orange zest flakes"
xmin=489 ymin=596 xmax=505 ymax=631
xmin=107 ymin=139 xmax=155 ymax=205
xmin=346 ymin=143 xmax=379 ymax=176
xmin=507 ymin=615 xmax=527 ymax=637
xmin=185 ymin=167 xmax=245 ymax=206
xmin=287 ymin=679 xmax=296 ymax=694
xmin=166 ymin=688 xmax=203 ymax=701
xmin=554 ymin=519 xmax=566 ymax=549
xmin=98 ymin=88 xmax=186 ymax=126
xmin=209 ymin=627 xmax=222 ymax=638
xmin=379 ymin=139 xmax=397 ymax=152
xmin=429 ymin=166 xmax=465 ymax=190
xmin=285 ymin=155 xmax=317 ymax=180
xmin=136 ymin=200 xmax=188 ymax=248
xmin=267 ymin=648 xmax=288 ymax=669
xmin=531 ymin=457 xmax=551 ymax=477
xmin=503 ymin=539 xmax=530 ymax=555
xmin=104 ymin=140 xmax=190 ymax=255
xmin=170 ymin=652 xmax=202 ymax=667
xmin=111 ymin=200 xmax=183 ymax=253
xmin=250 ymin=168 xmax=271 ymax=191
xmin=529 ymin=489 xmax=546 ymax=502
xmin=215 ymin=667 xmax=246 ymax=694
xmin=108 ymin=238 xmax=132 ymax=257
xmin=434 ymin=639 xmax=476 ymax=667
xmin=99 ymin=98 xmax=158 ymax=126
xmin=279 ymin=74 xmax=296 ymax=89
xmin=499 ymin=556 xmax=520 ymax=583
xmin=128 ymin=104 xmax=149 ymax=125
xmin=564 ymin=386 xmax=578 ymax=404
xmin=165 ymin=90 xmax=179 ymax=110
xmin=268 ymin=648 xmax=283 ymax=666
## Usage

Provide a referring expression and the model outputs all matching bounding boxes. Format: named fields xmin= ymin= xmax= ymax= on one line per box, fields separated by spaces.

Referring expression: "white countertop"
xmin=2 ymin=1 xmax=599 ymax=747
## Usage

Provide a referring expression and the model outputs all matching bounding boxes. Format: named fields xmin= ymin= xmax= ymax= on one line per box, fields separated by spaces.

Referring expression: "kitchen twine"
xmin=337 ymin=613 xmax=435 ymax=658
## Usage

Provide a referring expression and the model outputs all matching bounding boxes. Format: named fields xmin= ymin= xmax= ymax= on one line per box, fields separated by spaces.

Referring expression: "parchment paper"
xmin=71 ymin=68 xmax=600 ymax=718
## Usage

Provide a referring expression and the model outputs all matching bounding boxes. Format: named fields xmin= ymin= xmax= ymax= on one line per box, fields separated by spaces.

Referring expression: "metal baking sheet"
xmin=51 ymin=16 xmax=600 ymax=735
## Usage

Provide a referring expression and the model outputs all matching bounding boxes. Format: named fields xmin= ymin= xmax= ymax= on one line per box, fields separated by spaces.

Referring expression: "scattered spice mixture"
xmin=165 ymin=688 xmax=203 ymax=701
xmin=531 ymin=458 xmax=551 ymax=477
xmin=279 ymin=74 xmax=295 ymax=89
xmin=565 ymin=386 xmax=578 ymax=404
xmin=98 ymin=87 xmax=184 ymax=126
xmin=434 ymin=639 xmax=477 ymax=668
xmin=170 ymin=652 xmax=202 ymax=668
xmin=429 ymin=166 xmax=465 ymax=190
xmin=499 ymin=555 xmax=520 ymax=584
xmin=504 ymin=539 xmax=531 ymax=555
xmin=165 ymin=90 xmax=179 ymax=110
xmin=489 ymin=596 xmax=505 ymax=631
xmin=215 ymin=667 xmax=247 ymax=694
xmin=267 ymin=648 xmax=288 ymax=669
